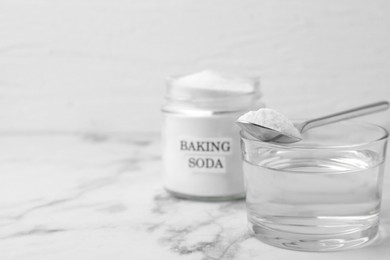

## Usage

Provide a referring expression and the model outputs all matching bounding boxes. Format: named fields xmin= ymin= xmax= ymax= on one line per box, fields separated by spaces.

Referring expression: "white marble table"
xmin=0 ymin=133 xmax=389 ymax=260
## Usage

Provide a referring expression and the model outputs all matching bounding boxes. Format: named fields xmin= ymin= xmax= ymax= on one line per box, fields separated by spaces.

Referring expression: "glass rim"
xmin=240 ymin=120 xmax=389 ymax=150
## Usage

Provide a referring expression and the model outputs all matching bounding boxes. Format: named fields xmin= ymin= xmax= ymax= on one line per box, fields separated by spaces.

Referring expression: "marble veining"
xmin=147 ymin=193 xmax=249 ymax=259
xmin=0 ymin=133 xmax=389 ymax=260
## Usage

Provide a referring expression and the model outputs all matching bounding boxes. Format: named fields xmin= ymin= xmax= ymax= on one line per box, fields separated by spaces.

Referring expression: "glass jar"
xmin=161 ymin=72 xmax=263 ymax=201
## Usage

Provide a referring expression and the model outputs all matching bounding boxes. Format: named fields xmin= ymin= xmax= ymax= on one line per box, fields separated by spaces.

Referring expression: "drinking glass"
xmin=240 ymin=121 xmax=388 ymax=251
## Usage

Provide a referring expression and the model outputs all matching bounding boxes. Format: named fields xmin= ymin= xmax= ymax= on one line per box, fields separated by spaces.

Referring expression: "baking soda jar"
xmin=161 ymin=70 xmax=263 ymax=201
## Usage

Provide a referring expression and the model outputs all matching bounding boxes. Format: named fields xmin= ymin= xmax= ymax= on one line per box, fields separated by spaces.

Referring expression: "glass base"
xmin=249 ymin=222 xmax=379 ymax=252
xmin=165 ymin=188 xmax=245 ymax=202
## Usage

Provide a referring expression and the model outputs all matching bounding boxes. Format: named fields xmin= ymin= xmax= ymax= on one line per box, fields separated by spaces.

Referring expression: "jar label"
xmin=179 ymin=137 xmax=232 ymax=174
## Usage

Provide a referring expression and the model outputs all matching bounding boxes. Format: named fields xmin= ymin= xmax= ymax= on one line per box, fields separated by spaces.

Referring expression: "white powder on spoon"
xmin=238 ymin=108 xmax=302 ymax=139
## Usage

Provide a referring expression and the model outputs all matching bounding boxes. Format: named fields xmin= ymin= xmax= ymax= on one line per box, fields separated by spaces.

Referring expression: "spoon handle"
xmin=300 ymin=101 xmax=389 ymax=133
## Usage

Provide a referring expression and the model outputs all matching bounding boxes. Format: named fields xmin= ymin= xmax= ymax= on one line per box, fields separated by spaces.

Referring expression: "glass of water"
xmin=240 ymin=121 xmax=388 ymax=251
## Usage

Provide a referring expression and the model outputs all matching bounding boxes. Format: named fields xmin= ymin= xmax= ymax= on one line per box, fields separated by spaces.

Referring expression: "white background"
xmin=1 ymin=0 xmax=390 ymax=133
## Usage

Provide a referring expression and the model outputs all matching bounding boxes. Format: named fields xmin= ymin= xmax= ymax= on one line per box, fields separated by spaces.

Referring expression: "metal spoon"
xmin=236 ymin=101 xmax=389 ymax=143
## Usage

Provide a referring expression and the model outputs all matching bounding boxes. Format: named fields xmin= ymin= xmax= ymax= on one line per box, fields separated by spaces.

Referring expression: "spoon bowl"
xmin=236 ymin=121 xmax=302 ymax=143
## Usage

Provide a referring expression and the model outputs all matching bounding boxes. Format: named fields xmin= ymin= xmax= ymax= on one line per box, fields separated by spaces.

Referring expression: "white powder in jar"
xmin=169 ymin=70 xmax=256 ymax=99
xmin=162 ymin=70 xmax=263 ymax=200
